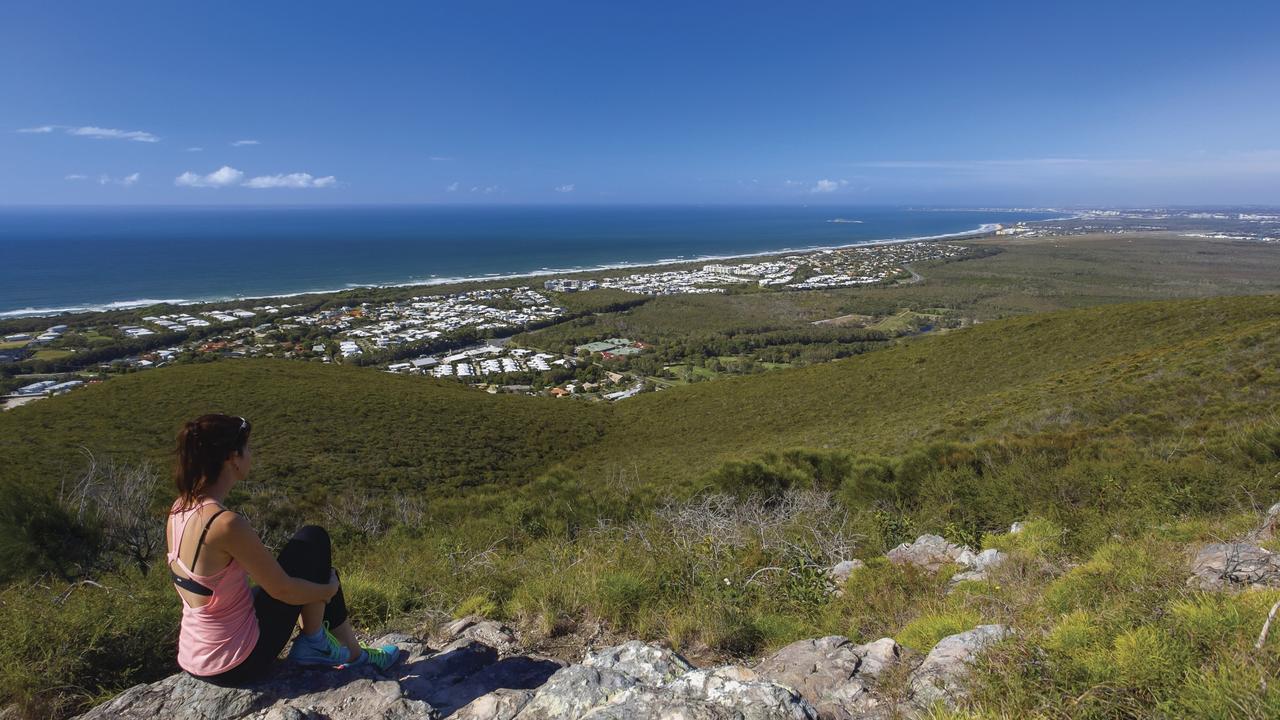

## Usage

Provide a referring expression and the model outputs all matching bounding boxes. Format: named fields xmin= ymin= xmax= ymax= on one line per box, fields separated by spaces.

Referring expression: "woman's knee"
xmin=292 ymin=524 xmax=331 ymax=549
xmin=278 ymin=525 xmax=333 ymax=582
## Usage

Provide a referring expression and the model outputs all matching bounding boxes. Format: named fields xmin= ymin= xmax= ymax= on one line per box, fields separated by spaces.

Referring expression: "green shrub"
xmin=867 ymin=509 xmax=916 ymax=552
xmin=1169 ymin=594 xmax=1249 ymax=652
xmin=703 ymin=604 xmax=764 ymax=656
xmin=506 ymin=562 xmax=587 ymax=637
xmin=1242 ymin=423 xmax=1280 ymax=464
xmin=838 ymin=455 xmax=897 ymax=507
xmin=454 ymin=593 xmax=499 ymax=619
xmin=593 ymin=571 xmax=651 ymax=627
xmin=1042 ymin=538 xmax=1178 ymax=618
xmin=751 ymin=612 xmax=813 ymax=651
xmin=709 ymin=458 xmax=808 ymax=499
xmin=1039 ymin=609 xmax=1111 ymax=685
xmin=1043 ymin=610 xmax=1106 ymax=656
xmin=897 ymin=610 xmax=980 ymax=653
xmin=0 ymin=572 xmax=178 ymax=719
xmin=1109 ymin=625 xmax=1186 ymax=689
xmin=1164 ymin=659 xmax=1280 ymax=719
xmin=340 ymin=570 xmax=423 ymax=629
xmin=983 ymin=518 xmax=1064 ymax=559
xmin=822 ymin=559 xmax=944 ymax=643
xmin=0 ymin=480 xmax=98 ymax=583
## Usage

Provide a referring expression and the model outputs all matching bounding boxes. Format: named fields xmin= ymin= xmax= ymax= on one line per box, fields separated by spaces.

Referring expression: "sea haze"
xmin=0 ymin=206 xmax=1058 ymax=315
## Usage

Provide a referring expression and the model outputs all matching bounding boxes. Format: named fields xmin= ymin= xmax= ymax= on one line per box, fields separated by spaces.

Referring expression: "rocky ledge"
xmin=78 ymin=617 xmax=1011 ymax=720
xmin=1187 ymin=503 xmax=1280 ymax=591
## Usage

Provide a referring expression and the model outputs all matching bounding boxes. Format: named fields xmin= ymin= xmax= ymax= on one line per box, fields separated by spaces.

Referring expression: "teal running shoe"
xmin=339 ymin=644 xmax=400 ymax=671
xmin=287 ymin=624 xmax=350 ymax=666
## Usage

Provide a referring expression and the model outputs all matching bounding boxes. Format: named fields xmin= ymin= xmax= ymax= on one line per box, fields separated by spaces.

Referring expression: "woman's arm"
xmin=217 ymin=513 xmax=338 ymax=605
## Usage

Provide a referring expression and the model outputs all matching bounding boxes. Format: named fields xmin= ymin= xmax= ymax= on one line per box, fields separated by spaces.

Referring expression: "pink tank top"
xmin=168 ymin=499 xmax=260 ymax=676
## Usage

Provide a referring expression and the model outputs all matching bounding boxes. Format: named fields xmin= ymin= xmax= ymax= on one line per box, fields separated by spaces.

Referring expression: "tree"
xmin=62 ymin=451 xmax=164 ymax=575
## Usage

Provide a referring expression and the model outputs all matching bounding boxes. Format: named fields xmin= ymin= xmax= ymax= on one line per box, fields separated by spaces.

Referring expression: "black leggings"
xmin=198 ymin=525 xmax=348 ymax=687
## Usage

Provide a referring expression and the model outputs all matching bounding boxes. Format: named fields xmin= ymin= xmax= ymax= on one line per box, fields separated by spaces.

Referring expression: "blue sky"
xmin=2 ymin=1 xmax=1278 ymax=206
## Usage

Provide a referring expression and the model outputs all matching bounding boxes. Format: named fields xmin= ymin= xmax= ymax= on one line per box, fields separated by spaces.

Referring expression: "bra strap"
xmin=189 ymin=508 xmax=229 ymax=570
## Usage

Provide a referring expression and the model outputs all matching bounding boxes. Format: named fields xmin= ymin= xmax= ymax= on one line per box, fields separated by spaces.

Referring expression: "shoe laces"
xmin=320 ymin=621 xmax=346 ymax=661
xmin=363 ymin=645 xmax=395 ymax=669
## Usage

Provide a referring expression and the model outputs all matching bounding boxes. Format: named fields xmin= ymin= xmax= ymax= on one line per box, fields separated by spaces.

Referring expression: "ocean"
xmin=0 ymin=206 xmax=1060 ymax=316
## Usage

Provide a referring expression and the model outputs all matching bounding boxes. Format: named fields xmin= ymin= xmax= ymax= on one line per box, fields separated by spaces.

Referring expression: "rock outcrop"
xmin=78 ymin=620 xmax=1019 ymax=720
xmin=476 ymin=640 xmax=818 ymax=720
xmin=886 ymin=535 xmax=967 ymax=572
xmin=949 ymin=548 xmax=1006 ymax=584
xmin=77 ymin=636 xmax=822 ymax=720
xmin=886 ymin=534 xmax=1006 ymax=584
xmin=76 ymin=635 xmax=529 ymax=720
xmin=753 ymin=636 xmax=900 ymax=720
xmin=435 ymin=617 xmax=522 ymax=656
xmin=1252 ymin=502 xmax=1280 ymax=542
xmin=908 ymin=625 xmax=1012 ymax=710
xmin=826 ymin=559 xmax=866 ymax=595
xmin=1188 ymin=542 xmax=1280 ymax=590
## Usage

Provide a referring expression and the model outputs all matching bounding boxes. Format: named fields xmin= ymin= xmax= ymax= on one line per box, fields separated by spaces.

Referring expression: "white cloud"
xmin=554 ymin=184 xmax=575 ymax=193
xmin=68 ymin=126 xmax=159 ymax=142
xmin=175 ymin=166 xmax=245 ymax=188
xmin=470 ymin=185 xmax=499 ymax=194
xmin=242 ymin=172 xmax=337 ymax=189
xmin=186 ymin=147 xmax=203 ymax=152
xmin=446 ymin=182 xmax=460 ymax=192
xmin=810 ymin=178 xmax=848 ymax=193
xmin=231 ymin=139 xmax=260 ymax=147
xmin=84 ymin=172 xmax=142 ymax=186
xmin=430 ymin=156 xmax=453 ymax=162
xmin=18 ymin=124 xmax=159 ymax=142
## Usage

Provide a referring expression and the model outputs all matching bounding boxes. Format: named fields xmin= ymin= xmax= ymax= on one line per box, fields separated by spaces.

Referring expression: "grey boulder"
xmin=886 ymin=535 xmax=968 ymax=572
xmin=950 ymin=548 xmax=1007 ymax=584
xmin=501 ymin=641 xmax=815 ymax=720
xmin=753 ymin=636 xmax=900 ymax=720
xmin=909 ymin=625 xmax=1012 ymax=710
xmin=1188 ymin=542 xmax=1280 ymax=590
xmin=826 ymin=560 xmax=866 ymax=596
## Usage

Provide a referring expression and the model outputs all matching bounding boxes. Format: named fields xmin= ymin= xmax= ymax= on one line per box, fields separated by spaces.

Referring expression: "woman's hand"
xmin=222 ymin=514 xmax=341 ymax=606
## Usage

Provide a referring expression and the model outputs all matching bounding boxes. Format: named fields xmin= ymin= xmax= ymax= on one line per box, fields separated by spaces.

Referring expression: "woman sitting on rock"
xmin=165 ymin=413 xmax=398 ymax=685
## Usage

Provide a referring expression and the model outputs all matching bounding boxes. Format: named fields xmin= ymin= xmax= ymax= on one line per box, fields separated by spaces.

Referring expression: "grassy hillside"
xmin=0 ymin=360 xmax=609 ymax=498
xmin=5 ymin=293 xmax=1278 ymax=500
xmin=569 ymin=293 xmax=1280 ymax=484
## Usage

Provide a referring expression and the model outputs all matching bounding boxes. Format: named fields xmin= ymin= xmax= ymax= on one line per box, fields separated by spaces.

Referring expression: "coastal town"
xmin=2 ymin=284 xmax=603 ymax=408
xmin=0 ymin=235 xmax=1078 ymax=408
xmin=544 ymin=242 xmax=970 ymax=296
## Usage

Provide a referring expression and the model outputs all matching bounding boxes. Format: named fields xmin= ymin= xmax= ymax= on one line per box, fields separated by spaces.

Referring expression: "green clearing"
xmin=4 ymin=233 xmax=1280 ymax=718
xmin=866 ymin=309 xmax=939 ymax=334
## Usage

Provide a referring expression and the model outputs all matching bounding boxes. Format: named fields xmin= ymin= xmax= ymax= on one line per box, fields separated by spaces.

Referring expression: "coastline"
xmin=0 ymin=222 xmax=1001 ymax=319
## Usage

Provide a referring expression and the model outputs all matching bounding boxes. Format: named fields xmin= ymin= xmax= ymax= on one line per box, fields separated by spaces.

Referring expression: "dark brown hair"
xmin=175 ymin=414 xmax=252 ymax=507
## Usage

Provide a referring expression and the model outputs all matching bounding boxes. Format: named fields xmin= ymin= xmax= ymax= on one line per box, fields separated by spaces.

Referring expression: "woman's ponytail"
xmin=174 ymin=414 xmax=252 ymax=507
